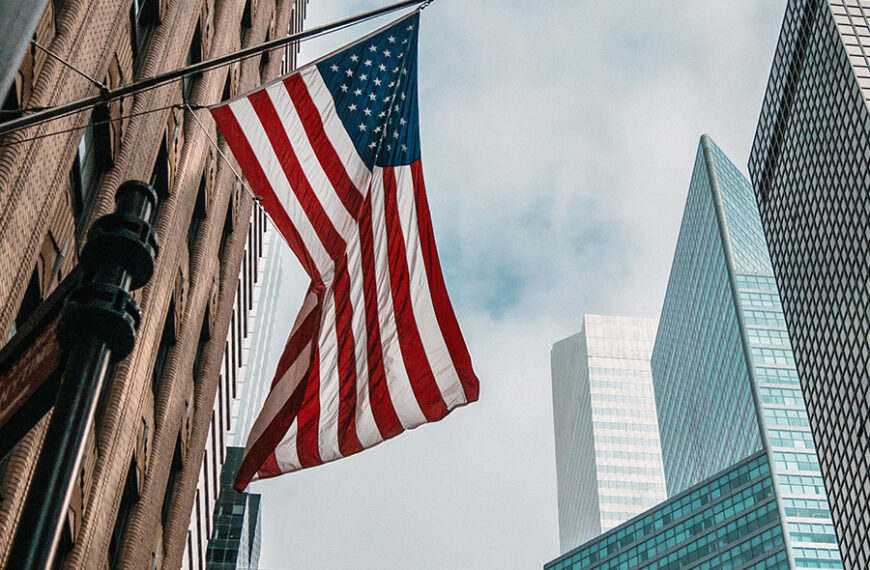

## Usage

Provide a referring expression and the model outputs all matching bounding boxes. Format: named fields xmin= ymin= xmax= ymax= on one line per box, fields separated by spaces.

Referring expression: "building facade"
xmin=551 ymin=315 xmax=667 ymax=553
xmin=748 ymin=1 xmax=870 ymax=566
xmin=545 ymin=452 xmax=796 ymax=570
xmin=0 ymin=0 xmax=305 ymax=567
xmin=651 ymin=136 xmax=841 ymax=568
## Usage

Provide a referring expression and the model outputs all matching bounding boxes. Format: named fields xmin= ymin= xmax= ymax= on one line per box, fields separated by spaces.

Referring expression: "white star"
xmin=368 ymin=93 xmax=377 ymax=101
xmin=373 ymin=78 xmax=382 ymax=86
xmin=387 ymin=144 xmax=392 ymax=151
xmin=378 ymin=111 xmax=386 ymax=118
xmin=394 ymin=104 xmax=400 ymax=112
xmin=340 ymin=84 xmax=348 ymax=92
xmin=369 ymin=45 xmax=378 ymax=52
xmin=345 ymin=69 xmax=354 ymax=77
xmin=379 ymin=64 xmax=387 ymax=72
xmin=383 ymin=50 xmax=391 ymax=57
xmin=383 ymin=95 xmax=391 ymax=103
xmin=388 ymin=36 xmax=396 ymax=43
xmin=407 ymin=24 xmax=414 ymax=30
xmin=364 ymin=59 xmax=372 ymax=67
xmin=401 ymin=144 xmax=407 ymax=152
xmin=354 ymin=88 xmax=363 ymax=96
xmin=389 ymin=81 xmax=395 ymax=88
xmin=402 ymin=39 xmax=408 ymax=45
xmin=393 ymin=67 xmax=399 ymax=73
xmin=400 ymin=93 xmax=406 ymax=101
xmin=402 ymin=68 xmax=408 ymax=75
xmin=398 ymin=52 xmax=404 ymax=59
xmin=350 ymin=54 xmax=359 ymax=62
xmin=369 ymin=141 xmax=377 ymax=149
xmin=399 ymin=118 xmax=406 ymax=125
xmin=359 ymin=74 xmax=367 ymax=81
xmin=330 ymin=64 xmax=339 ymax=72
xmin=364 ymin=108 xmax=372 ymax=116
xmin=358 ymin=123 xmax=366 ymax=131
xmin=393 ymin=131 xmax=399 ymax=139
xmin=374 ymin=126 xmax=381 ymax=133
xmin=348 ymin=103 xmax=357 ymax=111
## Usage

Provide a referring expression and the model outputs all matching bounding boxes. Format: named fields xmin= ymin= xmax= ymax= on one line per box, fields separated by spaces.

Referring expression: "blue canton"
xmin=317 ymin=13 xmax=420 ymax=169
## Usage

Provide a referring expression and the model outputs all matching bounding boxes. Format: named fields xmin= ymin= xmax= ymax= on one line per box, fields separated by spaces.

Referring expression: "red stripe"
xmin=246 ymin=91 xmax=363 ymax=456
xmin=332 ymin=260 xmax=363 ymax=455
xmin=284 ymin=73 xmax=364 ymax=219
xmin=247 ymin=90 xmax=346 ymax=262
xmin=210 ymin=105 xmax=319 ymax=280
xmin=296 ymin=345 xmax=323 ymax=468
xmin=233 ymin=295 xmax=322 ymax=490
xmin=257 ymin=451 xmax=281 ymax=480
xmin=410 ymin=161 xmax=479 ymax=402
xmin=357 ymin=191 xmax=403 ymax=438
xmin=381 ymin=167 xmax=448 ymax=421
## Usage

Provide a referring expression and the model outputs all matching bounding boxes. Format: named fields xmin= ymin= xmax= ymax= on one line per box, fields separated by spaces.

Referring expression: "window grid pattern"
xmin=545 ymin=454 xmax=787 ymax=570
xmin=749 ymin=0 xmax=870 ymax=566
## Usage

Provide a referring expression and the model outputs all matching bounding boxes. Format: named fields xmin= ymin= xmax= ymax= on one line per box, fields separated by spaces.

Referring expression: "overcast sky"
xmin=249 ymin=2 xmax=787 ymax=568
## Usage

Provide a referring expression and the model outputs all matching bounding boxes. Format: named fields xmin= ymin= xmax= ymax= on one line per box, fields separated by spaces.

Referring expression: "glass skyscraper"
xmin=651 ymin=136 xmax=841 ymax=568
xmin=546 ymin=452 xmax=793 ymax=570
xmin=749 ymin=2 xmax=870 ymax=566
xmin=206 ymin=447 xmax=262 ymax=569
xmin=551 ymin=315 xmax=667 ymax=553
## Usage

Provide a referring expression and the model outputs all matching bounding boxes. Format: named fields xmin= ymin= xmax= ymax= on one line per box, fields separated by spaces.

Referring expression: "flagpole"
xmin=0 ymin=0 xmax=429 ymax=138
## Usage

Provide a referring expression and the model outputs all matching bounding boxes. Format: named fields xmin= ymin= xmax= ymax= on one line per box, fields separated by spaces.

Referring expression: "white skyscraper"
xmin=550 ymin=314 xmax=667 ymax=553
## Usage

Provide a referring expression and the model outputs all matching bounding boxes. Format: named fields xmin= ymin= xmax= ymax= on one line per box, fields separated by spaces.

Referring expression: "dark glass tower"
xmin=206 ymin=447 xmax=262 ymax=570
xmin=749 ymin=2 xmax=870 ymax=567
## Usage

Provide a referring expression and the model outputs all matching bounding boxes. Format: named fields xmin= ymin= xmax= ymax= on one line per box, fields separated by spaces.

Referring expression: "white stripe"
xmin=265 ymin=81 xmax=363 ymax=241
xmin=345 ymin=239 xmax=384 ymax=447
xmin=264 ymin=81 xmax=381 ymax=448
xmin=316 ymin=291 xmax=342 ymax=462
xmin=272 ymin=418 xmax=301 ymax=473
xmin=300 ymin=67 xmax=371 ymax=194
xmin=229 ymin=97 xmax=334 ymax=280
xmin=394 ymin=165 xmax=467 ymax=407
xmin=243 ymin=290 xmax=318 ymax=450
xmin=368 ymin=168 xmax=427 ymax=429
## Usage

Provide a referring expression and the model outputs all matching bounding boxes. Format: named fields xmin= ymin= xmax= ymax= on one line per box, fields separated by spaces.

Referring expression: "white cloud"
xmin=253 ymin=2 xmax=785 ymax=568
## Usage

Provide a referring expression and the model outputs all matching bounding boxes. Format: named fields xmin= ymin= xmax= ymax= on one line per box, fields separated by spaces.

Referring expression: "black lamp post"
xmin=7 ymin=180 xmax=160 ymax=569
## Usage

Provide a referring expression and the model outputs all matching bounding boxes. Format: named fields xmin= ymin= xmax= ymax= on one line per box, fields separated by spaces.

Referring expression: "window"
xmin=70 ymin=107 xmax=111 ymax=231
xmin=108 ymin=460 xmax=139 ymax=569
xmin=183 ymin=22 xmax=202 ymax=101
xmin=188 ymin=175 xmax=207 ymax=262
xmin=11 ymin=266 xmax=41 ymax=337
xmin=240 ymin=1 xmax=252 ymax=45
xmin=217 ymin=204 xmax=233 ymax=262
xmin=161 ymin=437 xmax=184 ymax=526
xmin=152 ymin=301 xmax=176 ymax=397
xmin=149 ymin=139 xmax=170 ymax=222
xmin=192 ymin=310 xmax=211 ymax=382
xmin=130 ymin=0 xmax=159 ymax=72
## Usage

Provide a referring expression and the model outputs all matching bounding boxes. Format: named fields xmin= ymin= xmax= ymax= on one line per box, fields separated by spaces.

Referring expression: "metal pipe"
xmin=0 ymin=0 xmax=426 ymax=137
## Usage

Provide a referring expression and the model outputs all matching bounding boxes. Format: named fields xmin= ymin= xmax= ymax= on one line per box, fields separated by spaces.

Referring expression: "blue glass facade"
xmin=545 ymin=452 xmax=788 ymax=570
xmin=650 ymin=137 xmax=841 ymax=568
xmin=206 ymin=447 xmax=262 ymax=569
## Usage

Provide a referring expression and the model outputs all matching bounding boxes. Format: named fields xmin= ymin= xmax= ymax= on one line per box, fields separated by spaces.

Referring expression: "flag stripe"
xmin=296 ymin=343 xmax=322 ymax=468
xmin=229 ymin=98 xmax=333 ymax=278
xmin=394 ymin=165 xmax=466 ymax=407
xmin=332 ymin=261 xmax=364 ymax=456
xmin=368 ymin=169 xmax=428 ymax=429
xmin=315 ymin=293 xmax=341 ymax=462
xmin=357 ymin=191 xmax=403 ymax=439
xmin=382 ymin=167 xmax=448 ymax=421
xmin=410 ymin=161 xmax=480 ymax=402
xmin=299 ymin=67 xmax=371 ymax=195
xmin=210 ymin=105 xmax=319 ymax=279
xmin=285 ymin=72 xmax=364 ymax=219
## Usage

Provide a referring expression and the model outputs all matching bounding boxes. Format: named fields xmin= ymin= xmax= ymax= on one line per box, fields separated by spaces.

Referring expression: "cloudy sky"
xmin=248 ymin=2 xmax=787 ymax=568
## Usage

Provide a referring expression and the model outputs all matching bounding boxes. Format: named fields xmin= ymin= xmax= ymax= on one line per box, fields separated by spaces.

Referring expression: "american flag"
xmin=211 ymin=11 xmax=479 ymax=490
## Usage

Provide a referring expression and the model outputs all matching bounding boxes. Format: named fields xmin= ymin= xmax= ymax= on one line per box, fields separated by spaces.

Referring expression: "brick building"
xmin=0 ymin=0 xmax=306 ymax=567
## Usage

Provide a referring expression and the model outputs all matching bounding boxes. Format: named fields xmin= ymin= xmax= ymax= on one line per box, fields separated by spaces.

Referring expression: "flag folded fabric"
xmin=211 ymin=11 xmax=479 ymax=490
